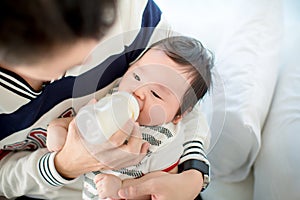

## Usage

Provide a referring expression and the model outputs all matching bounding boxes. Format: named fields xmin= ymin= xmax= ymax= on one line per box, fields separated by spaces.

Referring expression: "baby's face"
xmin=119 ymin=49 xmax=190 ymax=126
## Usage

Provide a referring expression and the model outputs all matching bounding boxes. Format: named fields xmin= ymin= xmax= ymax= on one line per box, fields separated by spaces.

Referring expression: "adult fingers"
xmin=118 ymin=181 xmax=155 ymax=199
xmin=123 ymin=122 xmax=143 ymax=153
xmin=108 ymin=119 xmax=135 ymax=147
xmin=119 ymin=123 xmax=149 ymax=164
xmin=140 ymin=142 xmax=150 ymax=154
xmin=129 ymin=122 xmax=150 ymax=154
xmin=55 ymin=120 xmax=103 ymax=178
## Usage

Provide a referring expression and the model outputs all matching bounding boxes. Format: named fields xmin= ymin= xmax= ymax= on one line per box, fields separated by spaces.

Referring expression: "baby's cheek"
xmin=148 ymin=104 xmax=167 ymax=125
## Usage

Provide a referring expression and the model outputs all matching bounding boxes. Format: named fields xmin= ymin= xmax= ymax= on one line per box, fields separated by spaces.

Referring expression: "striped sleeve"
xmin=0 ymin=148 xmax=73 ymax=198
xmin=180 ymin=140 xmax=209 ymax=164
xmin=178 ymin=106 xmax=211 ymax=191
xmin=38 ymin=152 xmax=77 ymax=187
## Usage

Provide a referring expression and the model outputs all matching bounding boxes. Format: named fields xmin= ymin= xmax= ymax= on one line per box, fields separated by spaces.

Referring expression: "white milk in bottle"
xmin=75 ymin=92 xmax=139 ymax=153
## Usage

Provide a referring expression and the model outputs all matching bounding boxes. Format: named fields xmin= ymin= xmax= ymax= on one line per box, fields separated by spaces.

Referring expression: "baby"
xmin=47 ymin=36 xmax=214 ymax=199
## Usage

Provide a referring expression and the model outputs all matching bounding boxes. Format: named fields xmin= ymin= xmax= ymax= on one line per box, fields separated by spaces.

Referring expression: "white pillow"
xmin=253 ymin=46 xmax=300 ymax=200
xmin=201 ymin=0 xmax=282 ymax=181
xmin=203 ymin=0 xmax=283 ymax=182
xmin=253 ymin=4 xmax=300 ymax=199
xmin=156 ymin=0 xmax=282 ymax=182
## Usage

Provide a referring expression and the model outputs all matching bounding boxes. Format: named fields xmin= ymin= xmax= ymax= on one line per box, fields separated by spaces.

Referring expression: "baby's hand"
xmin=94 ymin=174 xmax=122 ymax=200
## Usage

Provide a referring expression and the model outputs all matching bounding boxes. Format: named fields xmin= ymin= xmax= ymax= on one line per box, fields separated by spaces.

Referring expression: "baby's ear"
xmin=172 ymin=115 xmax=183 ymax=125
xmin=172 ymin=106 xmax=193 ymax=124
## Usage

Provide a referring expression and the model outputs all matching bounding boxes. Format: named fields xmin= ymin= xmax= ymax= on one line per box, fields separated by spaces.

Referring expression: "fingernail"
xmin=145 ymin=142 xmax=150 ymax=149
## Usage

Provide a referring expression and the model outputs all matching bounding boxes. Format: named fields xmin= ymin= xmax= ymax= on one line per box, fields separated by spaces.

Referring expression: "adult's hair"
xmin=150 ymin=36 xmax=214 ymax=115
xmin=0 ymin=0 xmax=116 ymax=65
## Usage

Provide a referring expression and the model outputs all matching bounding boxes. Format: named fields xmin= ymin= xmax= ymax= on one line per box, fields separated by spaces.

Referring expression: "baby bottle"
xmin=75 ymin=91 xmax=140 ymax=153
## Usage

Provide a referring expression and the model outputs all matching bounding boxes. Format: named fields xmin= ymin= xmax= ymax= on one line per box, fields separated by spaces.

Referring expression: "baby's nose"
xmin=133 ymin=92 xmax=144 ymax=111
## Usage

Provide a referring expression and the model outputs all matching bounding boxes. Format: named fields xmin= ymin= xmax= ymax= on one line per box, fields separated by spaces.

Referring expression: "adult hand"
xmin=91 ymin=120 xmax=149 ymax=169
xmin=118 ymin=170 xmax=204 ymax=200
xmin=54 ymin=119 xmax=149 ymax=179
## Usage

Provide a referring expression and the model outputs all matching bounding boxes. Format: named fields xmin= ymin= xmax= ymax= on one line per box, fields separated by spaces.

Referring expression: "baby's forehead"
xmin=141 ymin=65 xmax=190 ymax=95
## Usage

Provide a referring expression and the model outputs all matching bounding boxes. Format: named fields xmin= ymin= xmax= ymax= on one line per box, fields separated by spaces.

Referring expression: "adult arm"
xmin=118 ymin=168 xmax=205 ymax=200
xmin=0 ymin=117 xmax=100 ymax=198
xmin=178 ymin=106 xmax=211 ymax=191
xmin=118 ymin=107 xmax=211 ymax=199
xmin=0 ymin=149 xmax=76 ymax=198
xmin=55 ymin=119 xmax=149 ymax=179
xmin=0 ymin=119 xmax=148 ymax=198
xmin=118 ymin=170 xmax=204 ymax=200
xmin=95 ymin=167 xmax=178 ymax=200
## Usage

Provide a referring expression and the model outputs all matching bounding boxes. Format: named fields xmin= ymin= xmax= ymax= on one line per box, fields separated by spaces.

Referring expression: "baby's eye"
xmin=133 ymin=73 xmax=140 ymax=81
xmin=151 ymin=90 xmax=162 ymax=100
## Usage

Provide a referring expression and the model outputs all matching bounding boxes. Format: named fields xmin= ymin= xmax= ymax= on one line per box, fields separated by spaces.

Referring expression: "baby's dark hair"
xmin=150 ymin=36 xmax=214 ymax=115
xmin=0 ymin=0 xmax=116 ymax=65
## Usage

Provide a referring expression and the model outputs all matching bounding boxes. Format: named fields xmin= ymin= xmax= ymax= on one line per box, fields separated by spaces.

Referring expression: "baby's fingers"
xmin=94 ymin=173 xmax=105 ymax=184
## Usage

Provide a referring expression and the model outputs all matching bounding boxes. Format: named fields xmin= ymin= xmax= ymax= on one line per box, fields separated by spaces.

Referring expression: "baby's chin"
xmin=136 ymin=116 xmax=167 ymax=126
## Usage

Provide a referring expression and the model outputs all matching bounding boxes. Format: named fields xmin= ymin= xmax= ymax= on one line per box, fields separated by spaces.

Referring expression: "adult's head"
xmin=0 ymin=0 xmax=116 ymax=81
